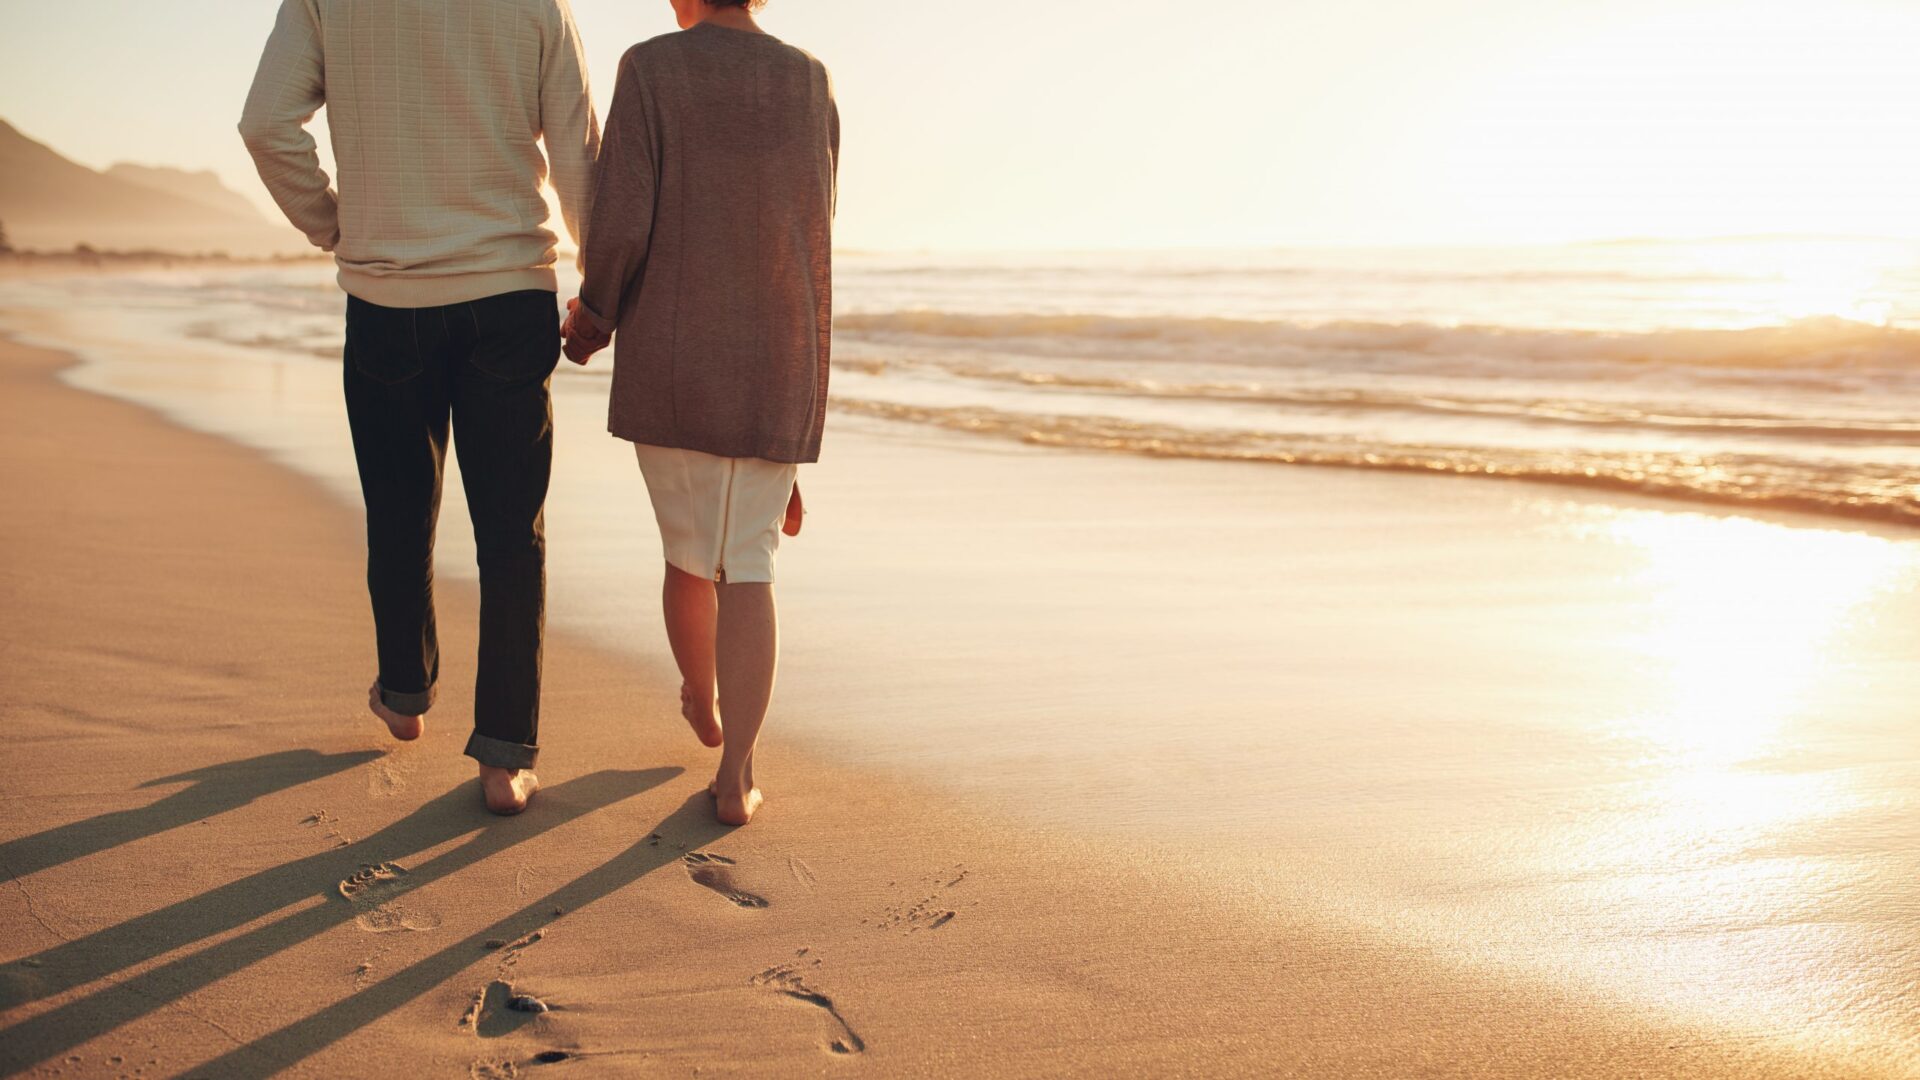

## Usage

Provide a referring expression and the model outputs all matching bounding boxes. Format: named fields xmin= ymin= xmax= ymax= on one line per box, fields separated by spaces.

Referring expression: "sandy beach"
xmin=8 ymin=0 xmax=1920 ymax=1070
xmin=3 ymin=271 xmax=1919 ymax=1077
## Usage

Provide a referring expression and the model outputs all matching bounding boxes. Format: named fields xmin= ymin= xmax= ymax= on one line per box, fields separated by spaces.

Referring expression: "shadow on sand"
xmin=0 ymin=748 xmax=382 ymax=880
xmin=0 ymin=763 xmax=685 ymax=1075
xmin=195 ymin=791 xmax=734 ymax=1077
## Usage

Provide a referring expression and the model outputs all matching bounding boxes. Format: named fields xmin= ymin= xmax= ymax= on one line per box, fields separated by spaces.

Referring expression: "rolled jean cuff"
xmin=463 ymin=732 xmax=539 ymax=771
xmin=378 ymin=681 xmax=435 ymax=716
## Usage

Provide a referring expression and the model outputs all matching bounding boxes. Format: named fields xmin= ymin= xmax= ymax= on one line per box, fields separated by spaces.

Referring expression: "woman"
xmin=563 ymin=0 xmax=837 ymax=826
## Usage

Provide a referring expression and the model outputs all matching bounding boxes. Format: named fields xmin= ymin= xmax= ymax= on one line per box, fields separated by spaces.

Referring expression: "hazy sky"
xmin=4 ymin=0 xmax=1919 ymax=249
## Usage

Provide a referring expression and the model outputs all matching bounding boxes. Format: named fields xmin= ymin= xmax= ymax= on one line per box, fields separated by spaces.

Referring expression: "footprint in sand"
xmin=355 ymin=906 xmax=443 ymax=933
xmin=302 ymin=809 xmax=354 ymax=848
xmin=752 ymin=960 xmax=865 ymax=1055
xmin=367 ymin=755 xmax=411 ymax=798
xmin=339 ymin=862 xmax=408 ymax=900
xmin=464 ymin=979 xmax=556 ymax=1038
xmin=339 ymin=862 xmax=442 ymax=933
xmin=683 ymin=852 xmax=769 ymax=909
xmin=872 ymin=863 xmax=967 ymax=934
xmin=494 ymin=929 xmax=547 ymax=970
xmin=788 ymin=855 xmax=818 ymax=891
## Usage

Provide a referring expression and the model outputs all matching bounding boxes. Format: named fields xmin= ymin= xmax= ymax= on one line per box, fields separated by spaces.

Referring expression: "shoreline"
xmin=831 ymin=393 xmax=1920 ymax=534
xmin=2 ymin=311 xmax=1916 ymax=1074
xmin=0 ymin=249 xmax=331 ymax=281
xmin=16 ymin=255 xmax=1916 ymax=535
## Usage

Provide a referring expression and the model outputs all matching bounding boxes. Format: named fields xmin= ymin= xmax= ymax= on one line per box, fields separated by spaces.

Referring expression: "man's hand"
xmin=560 ymin=297 xmax=611 ymax=365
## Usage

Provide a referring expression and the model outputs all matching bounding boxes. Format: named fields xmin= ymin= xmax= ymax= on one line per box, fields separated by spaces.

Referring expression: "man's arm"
xmin=237 ymin=0 xmax=338 ymax=251
xmin=575 ymin=51 xmax=656 ymax=338
xmin=541 ymin=0 xmax=601 ymax=262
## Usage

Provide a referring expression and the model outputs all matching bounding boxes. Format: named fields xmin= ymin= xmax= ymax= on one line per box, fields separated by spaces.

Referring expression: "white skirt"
xmin=633 ymin=443 xmax=797 ymax=584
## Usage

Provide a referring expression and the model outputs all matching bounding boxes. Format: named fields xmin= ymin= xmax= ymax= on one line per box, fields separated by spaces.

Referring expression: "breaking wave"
xmin=836 ymin=311 xmax=1920 ymax=374
xmin=829 ymin=397 xmax=1920 ymax=529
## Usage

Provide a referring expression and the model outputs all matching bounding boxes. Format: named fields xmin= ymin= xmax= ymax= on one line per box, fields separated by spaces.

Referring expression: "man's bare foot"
xmin=368 ymin=681 xmax=424 ymax=741
xmin=710 ymin=783 xmax=763 ymax=826
xmin=680 ymin=683 xmax=723 ymax=748
xmin=479 ymin=765 xmax=539 ymax=816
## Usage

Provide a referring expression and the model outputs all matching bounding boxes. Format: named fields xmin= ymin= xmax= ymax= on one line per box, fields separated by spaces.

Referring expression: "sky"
xmin=3 ymin=0 xmax=1920 ymax=250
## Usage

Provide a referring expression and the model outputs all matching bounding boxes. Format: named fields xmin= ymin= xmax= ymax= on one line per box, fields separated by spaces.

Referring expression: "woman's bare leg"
xmin=712 ymin=581 xmax=775 ymax=825
xmin=661 ymin=562 xmax=723 ymax=747
xmin=708 ymin=749 xmax=754 ymax=797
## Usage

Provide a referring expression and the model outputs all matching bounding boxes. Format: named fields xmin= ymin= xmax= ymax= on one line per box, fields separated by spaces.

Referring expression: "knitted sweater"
xmin=577 ymin=23 xmax=838 ymax=464
xmin=240 ymin=0 xmax=600 ymax=307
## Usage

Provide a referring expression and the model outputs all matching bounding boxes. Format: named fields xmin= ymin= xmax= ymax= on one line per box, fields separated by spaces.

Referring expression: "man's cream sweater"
xmin=240 ymin=0 xmax=599 ymax=308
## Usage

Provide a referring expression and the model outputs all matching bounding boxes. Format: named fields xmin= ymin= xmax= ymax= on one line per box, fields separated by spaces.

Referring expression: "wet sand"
xmin=1 ymin=318 xmax=1914 ymax=1076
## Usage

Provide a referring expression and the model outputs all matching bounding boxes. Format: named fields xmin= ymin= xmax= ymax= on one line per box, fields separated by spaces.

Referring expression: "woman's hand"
xmin=561 ymin=297 xmax=612 ymax=365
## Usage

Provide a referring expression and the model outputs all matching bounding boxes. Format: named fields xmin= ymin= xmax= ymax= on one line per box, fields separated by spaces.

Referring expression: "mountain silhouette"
xmin=0 ymin=117 xmax=306 ymax=256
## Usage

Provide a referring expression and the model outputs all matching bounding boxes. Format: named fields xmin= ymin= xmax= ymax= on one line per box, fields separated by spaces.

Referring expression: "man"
xmin=239 ymin=0 xmax=599 ymax=814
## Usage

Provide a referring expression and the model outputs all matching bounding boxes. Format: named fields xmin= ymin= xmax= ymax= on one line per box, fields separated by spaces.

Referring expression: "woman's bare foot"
xmin=479 ymin=765 xmax=539 ymax=816
xmin=368 ymin=681 xmax=424 ymax=741
xmin=680 ymin=683 xmax=723 ymax=747
xmin=710 ymin=782 xmax=763 ymax=826
xmin=708 ymin=750 xmax=755 ymax=797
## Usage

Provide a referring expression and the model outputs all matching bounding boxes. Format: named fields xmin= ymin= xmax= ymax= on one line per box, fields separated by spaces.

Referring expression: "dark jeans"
xmin=343 ymin=288 xmax=559 ymax=770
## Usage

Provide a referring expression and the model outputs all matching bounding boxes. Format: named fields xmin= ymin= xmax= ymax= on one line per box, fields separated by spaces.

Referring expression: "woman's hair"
xmin=711 ymin=0 xmax=768 ymax=9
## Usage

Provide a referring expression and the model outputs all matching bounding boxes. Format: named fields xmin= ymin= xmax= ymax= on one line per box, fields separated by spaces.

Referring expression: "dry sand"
xmin=0 ymin=327 xmax=1901 ymax=1078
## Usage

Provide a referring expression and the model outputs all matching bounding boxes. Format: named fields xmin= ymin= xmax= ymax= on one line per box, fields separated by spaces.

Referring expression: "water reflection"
xmin=1610 ymin=512 xmax=1908 ymax=762
xmin=1577 ymin=511 xmax=1917 ymax=1043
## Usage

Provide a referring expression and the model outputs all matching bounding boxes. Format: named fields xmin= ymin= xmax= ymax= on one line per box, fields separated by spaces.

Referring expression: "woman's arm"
xmin=575 ymin=48 xmax=659 ymax=338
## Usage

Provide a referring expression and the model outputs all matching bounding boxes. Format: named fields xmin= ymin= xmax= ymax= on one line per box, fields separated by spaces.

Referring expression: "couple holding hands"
xmin=240 ymin=0 xmax=835 ymax=825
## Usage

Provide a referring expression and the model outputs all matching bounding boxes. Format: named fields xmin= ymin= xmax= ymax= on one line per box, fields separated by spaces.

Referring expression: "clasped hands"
xmin=560 ymin=297 xmax=611 ymax=365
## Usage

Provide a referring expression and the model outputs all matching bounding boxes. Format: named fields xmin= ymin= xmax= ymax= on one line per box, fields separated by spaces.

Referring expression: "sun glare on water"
xmin=1612 ymin=512 xmax=1908 ymax=760
xmin=1566 ymin=511 xmax=1920 ymax=1042
xmin=1677 ymin=238 xmax=1909 ymax=326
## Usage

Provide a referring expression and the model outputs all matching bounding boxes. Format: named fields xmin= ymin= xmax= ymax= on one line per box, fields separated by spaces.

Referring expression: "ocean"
xmin=42 ymin=237 xmax=1920 ymax=527
xmin=826 ymin=240 xmax=1920 ymax=526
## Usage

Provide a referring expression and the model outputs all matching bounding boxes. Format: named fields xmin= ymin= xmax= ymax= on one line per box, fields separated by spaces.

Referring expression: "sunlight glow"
xmin=1608 ymin=512 xmax=1906 ymax=764
xmin=1674 ymin=238 xmax=1905 ymax=325
xmin=8 ymin=0 xmax=1920 ymax=248
xmin=1544 ymin=510 xmax=1920 ymax=1045
xmin=1438 ymin=3 xmax=1920 ymax=244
